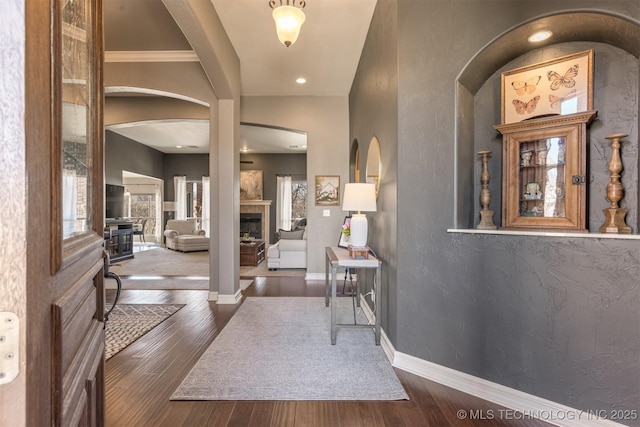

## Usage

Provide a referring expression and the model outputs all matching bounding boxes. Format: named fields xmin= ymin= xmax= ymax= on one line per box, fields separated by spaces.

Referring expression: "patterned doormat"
xmin=105 ymin=304 xmax=184 ymax=360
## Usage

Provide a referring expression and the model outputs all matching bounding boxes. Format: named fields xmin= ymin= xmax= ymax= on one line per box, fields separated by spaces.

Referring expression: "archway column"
xmin=210 ymin=99 xmax=240 ymax=303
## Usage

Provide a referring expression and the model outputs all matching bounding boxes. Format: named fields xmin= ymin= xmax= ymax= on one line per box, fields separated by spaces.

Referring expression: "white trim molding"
xmin=105 ymin=50 xmax=199 ymax=63
xmin=216 ymin=289 xmax=242 ymax=305
xmin=207 ymin=291 xmax=218 ymax=302
xmin=306 ymin=272 xmax=327 ymax=281
xmin=392 ymin=352 xmax=625 ymax=427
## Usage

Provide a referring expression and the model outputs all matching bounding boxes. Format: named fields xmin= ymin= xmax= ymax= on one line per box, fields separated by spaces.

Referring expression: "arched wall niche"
xmin=454 ymin=11 xmax=640 ymax=229
xmin=366 ymin=136 xmax=381 ymax=198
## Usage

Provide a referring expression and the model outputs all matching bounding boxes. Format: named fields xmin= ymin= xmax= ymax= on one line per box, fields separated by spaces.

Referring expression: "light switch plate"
xmin=323 ymin=209 xmax=330 ymax=217
xmin=0 ymin=312 xmax=19 ymax=385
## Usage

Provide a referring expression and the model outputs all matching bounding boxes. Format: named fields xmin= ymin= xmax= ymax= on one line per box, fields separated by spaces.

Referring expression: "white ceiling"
xmin=104 ymin=0 xmax=377 ymax=154
xmin=108 ymin=120 xmax=307 ymax=154
xmin=211 ymin=0 xmax=377 ymax=96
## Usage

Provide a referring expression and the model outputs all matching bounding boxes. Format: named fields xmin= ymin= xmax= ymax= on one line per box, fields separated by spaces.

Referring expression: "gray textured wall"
xmin=350 ymin=0 xmax=639 ymax=421
xmin=105 ymin=130 xmax=165 ymax=185
xmin=349 ymin=0 xmax=399 ymax=341
xmin=163 ymin=153 xmax=210 ymax=200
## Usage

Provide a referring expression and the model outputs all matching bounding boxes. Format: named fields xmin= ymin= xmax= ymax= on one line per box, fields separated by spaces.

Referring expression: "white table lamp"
xmin=342 ymin=183 xmax=377 ymax=248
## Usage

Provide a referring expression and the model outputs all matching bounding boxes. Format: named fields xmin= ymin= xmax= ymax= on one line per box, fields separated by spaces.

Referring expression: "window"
xmin=186 ymin=181 xmax=203 ymax=218
xmin=129 ymin=194 xmax=157 ymax=238
xmin=291 ymin=179 xmax=307 ymax=222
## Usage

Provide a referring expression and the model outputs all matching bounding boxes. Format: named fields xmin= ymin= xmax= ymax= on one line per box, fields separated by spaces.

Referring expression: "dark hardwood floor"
xmin=105 ymin=276 xmax=552 ymax=426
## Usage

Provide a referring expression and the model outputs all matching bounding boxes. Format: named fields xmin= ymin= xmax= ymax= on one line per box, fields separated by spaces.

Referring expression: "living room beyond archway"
xmin=239 ymin=123 xmax=308 ymax=277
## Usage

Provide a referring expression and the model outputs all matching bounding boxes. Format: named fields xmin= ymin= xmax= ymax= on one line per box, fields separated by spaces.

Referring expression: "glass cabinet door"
xmin=495 ymin=111 xmax=596 ymax=232
xmin=518 ymin=136 xmax=566 ymax=218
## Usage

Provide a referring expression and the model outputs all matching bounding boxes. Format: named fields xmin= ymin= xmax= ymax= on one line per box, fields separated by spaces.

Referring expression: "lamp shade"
xmin=272 ymin=5 xmax=305 ymax=47
xmin=342 ymin=183 xmax=377 ymax=213
xmin=342 ymin=183 xmax=376 ymax=248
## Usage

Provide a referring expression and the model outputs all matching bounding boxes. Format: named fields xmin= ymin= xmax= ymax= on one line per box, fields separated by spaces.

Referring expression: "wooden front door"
xmin=22 ymin=0 xmax=105 ymax=425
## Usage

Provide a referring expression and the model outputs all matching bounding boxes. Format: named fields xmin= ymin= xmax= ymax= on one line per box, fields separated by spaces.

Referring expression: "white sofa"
xmin=164 ymin=219 xmax=209 ymax=252
xmin=267 ymin=228 xmax=307 ymax=270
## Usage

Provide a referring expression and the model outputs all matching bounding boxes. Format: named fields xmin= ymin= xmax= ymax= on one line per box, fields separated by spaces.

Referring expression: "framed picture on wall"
xmin=315 ymin=175 xmax=340 ymax=206
xmin=501 ymin=49 xmax=593 ymax=124
xmin=240 ymin=170 xmax=263 ymax=200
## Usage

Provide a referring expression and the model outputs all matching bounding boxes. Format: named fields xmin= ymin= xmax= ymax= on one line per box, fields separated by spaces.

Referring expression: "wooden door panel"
xmin=53 ymin=258 xmax=104 ymax=427
xmin=20 ymin=0 xmax=105 ymax=424
xmin=60 ymin=322 xmax=103 ymax=427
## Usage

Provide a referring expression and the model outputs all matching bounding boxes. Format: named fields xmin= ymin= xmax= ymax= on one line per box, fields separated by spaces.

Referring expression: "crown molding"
xmin=105 ymin=50 xmax=199 ymax=63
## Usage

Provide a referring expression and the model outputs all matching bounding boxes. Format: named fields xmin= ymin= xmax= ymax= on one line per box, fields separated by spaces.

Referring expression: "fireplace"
xmin=240 ymin=199 xmax=272 ymax=243
xmin=240 ymin=213 xmax=262 ymax=239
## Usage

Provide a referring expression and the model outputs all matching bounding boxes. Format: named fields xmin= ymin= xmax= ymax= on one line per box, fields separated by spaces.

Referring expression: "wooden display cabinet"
xmin=495 ymin=111 xmax=597 ymax=232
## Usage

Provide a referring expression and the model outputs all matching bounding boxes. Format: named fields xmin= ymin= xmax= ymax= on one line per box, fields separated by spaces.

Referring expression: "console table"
xmin=325 ymin=246 xmax=382 ymax=345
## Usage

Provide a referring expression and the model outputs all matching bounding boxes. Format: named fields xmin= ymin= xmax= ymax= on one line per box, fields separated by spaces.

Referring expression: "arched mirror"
xmin=350 ymin=139 xmax=360 ymax=183
xmin=366 ymin=137 xmax=381 ymax=198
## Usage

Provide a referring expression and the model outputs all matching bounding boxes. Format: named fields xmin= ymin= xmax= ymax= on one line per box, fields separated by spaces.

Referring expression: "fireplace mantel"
xmin=240 ymin=200 xmax=272 ymax=244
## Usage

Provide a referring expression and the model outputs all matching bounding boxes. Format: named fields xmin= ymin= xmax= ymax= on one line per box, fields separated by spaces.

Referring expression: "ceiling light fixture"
xmin=269 ymin=0 xmax=306 ymax=47
xmin=528 ymin=30 xmax=553 ymax=43
xmin=296 ymin=77 xmax=306 ymax=84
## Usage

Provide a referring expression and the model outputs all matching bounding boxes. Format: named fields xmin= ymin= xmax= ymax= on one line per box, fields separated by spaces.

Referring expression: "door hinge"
xmin=571 ymin=175 xmax=586 ymax=185
xmin=0 ymin=312 xmax=19 ymax=385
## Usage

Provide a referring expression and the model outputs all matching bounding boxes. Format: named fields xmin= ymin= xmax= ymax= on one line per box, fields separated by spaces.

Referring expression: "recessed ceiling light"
xmin=296 ymin=77 xmax=306 ymax=84
xmin=528 ymin=30 xmax=552 ymax=43
xmin=176 ymin=145 xmax=183 ymax=148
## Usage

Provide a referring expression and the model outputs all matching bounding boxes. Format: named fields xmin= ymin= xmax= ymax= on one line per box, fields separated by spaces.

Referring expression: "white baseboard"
xmin=392 ymin=352 xmax=624 ymax=427
xmin=216 ymin=289 xmax=242 ymax=304
xmin=357 ymin=295 xmax=395 ymax=363
xmin=207 ymin=291 xmax=218 ymax=301
xmin=240 ymin=279 xmax=253 ymax=290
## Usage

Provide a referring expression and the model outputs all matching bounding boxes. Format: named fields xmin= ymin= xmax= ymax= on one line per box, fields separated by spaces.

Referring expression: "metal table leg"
xmin=331 ymin=265 xmax=337 ymax=345
xmin=375 ymin=266 xmax=381 ymax=345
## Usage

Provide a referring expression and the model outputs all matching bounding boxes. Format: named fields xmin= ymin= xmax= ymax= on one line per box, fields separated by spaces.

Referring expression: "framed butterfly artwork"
xmin=501 ymin=50 xmax=593 ymax=124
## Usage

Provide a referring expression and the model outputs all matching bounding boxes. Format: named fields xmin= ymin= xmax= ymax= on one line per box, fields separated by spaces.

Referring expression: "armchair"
xmin=164 ymin=219 xmax=209 ymax=252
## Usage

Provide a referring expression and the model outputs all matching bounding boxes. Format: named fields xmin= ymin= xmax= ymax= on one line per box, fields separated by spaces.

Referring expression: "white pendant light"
xmin=269 ymin=1 xmax=306 ymax=47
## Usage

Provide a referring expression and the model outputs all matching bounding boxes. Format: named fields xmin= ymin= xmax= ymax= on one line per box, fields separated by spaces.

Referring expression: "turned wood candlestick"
xmin=599 ymin=133 xmax=631 ymax=233
xmin=476 ymin=150 xmax=497 ymax=229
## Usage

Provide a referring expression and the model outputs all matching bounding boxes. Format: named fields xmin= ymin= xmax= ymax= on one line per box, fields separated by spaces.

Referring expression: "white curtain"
xmin=276 ymin=175 xmax=292 ymax=231
xmin=174 ymin=176 xmax=187 ymax=220
xmin=62 ymin=169 xmax=77 ymax=238
xmin=202 ymin=176 xmax=210 ymax=237
xmin=155 ymin=185 xmax=162 ymax=242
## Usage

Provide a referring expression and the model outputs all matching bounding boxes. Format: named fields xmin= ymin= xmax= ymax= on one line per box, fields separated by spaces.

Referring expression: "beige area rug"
xmin=171 ymin=297 xmax=408 ymax=401
xmin=105 ymin=304 xmax=184 ymax=359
